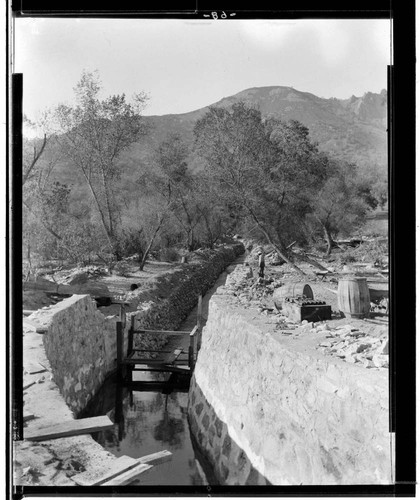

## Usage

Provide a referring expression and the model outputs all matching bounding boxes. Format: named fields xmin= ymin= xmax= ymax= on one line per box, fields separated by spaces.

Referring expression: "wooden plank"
xmin=25 ymin=415 xmax=114 ymax=442
xmin=130 ymin=365 xmax=191 ymax=375
xmin=101 ymin=450 xmax=173 ymax=486
xmin=125 ymin=381 xmax=189 ymax=393
xmin=165 ymin=348 xmax=183 ymax=365
xmin=72 ymin=455 xmax=138 ymax=486
xmin=23 ymin=310 xmax=36 ymax=316
xmin=138 ymin=449 xmax=173 ymax=466
xmin=123 ymin=357 xmax=188 ymax=366
xmin=25 ymin=363 xmax=48 ymax=375
xmin=131 ymin=349 xmax=174 ymax=354
xmin=102 ymin=463 xmax=153 ymax=486
xmin=131 ymin=329 xmax=191 ymax=336
xmin=23 ymin=413 xmax=36 ymax=422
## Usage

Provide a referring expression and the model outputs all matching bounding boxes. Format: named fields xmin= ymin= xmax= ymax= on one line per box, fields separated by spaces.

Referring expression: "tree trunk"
xmin=139 ymin=216 xmax=165 ymax=271
xmin=247 ymin=207 xmax=306 ymax=276
xmin=23 ymin=201 xmax=64 ymax=242
xmin=322 ymin=224 xmax=335 ymax=257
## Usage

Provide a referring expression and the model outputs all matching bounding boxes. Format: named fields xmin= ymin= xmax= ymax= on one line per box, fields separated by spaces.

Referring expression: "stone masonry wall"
xmin=188 ymin=267 xmax=392 ymax=485
xmin=28 ymin=244 xmax=244 ymax=415
xmin=29 ymin=295 xmax=121 ymax=415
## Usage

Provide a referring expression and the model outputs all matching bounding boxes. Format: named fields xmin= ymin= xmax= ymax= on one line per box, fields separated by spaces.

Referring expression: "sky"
xmin=13 ymin=18 xmax=392 ymax=122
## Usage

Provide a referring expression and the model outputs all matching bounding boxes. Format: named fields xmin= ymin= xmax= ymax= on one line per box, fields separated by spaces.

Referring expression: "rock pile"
xmin=314 ymin=323 xmax=389 ymax=368
xmin=46 ymin=266 xmax=108 ymax=285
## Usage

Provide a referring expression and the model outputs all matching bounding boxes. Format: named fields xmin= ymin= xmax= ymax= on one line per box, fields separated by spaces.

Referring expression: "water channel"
xmin=80 ymin=262 xmax=240 ymax=485
xmin=80 ymin=370 xmax=217 ymax=485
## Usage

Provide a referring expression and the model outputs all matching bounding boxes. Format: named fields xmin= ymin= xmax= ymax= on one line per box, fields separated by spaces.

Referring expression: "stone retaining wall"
xmin=188 ymin=266 xmax=392 ymax=485
xmin=28 ymin=244 xmax=244 ymax=415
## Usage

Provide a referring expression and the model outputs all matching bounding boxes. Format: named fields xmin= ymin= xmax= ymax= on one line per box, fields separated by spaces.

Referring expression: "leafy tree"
xmin=307 ymin=159 xmax=370 ymax=255
xmin=52 ymin=70 xmax=149 ymax=260
xmin=194 ymin=103 xmax=327 ymax=273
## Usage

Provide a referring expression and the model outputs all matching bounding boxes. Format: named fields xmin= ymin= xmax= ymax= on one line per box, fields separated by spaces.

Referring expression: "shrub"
xmin=158 ymin=247 xmax=180 ymax=262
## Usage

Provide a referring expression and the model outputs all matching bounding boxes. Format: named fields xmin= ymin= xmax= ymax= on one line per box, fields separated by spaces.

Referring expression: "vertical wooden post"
xmin=126 ymin=315 xmax=135 ymax=383
xmin=189 ymin=326 xmax=197 ymax=371
xmin=119 ymin=303 xmax=126 ymax=328
xmin=197 ymin=295 xmax=203 ymax=351
xmin=116 ymin=321 xmax=124 ymax=381
xmin=128 ymin=315 xmax=135 ymax=357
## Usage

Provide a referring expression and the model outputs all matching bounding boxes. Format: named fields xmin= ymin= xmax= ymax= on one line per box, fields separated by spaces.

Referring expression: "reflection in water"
xmin=80 ymin=372 xmax=216 ymax=486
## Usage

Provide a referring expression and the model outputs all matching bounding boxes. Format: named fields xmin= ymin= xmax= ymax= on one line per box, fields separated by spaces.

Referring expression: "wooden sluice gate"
xmin=116 ymin=295 xmax=203 ymax=383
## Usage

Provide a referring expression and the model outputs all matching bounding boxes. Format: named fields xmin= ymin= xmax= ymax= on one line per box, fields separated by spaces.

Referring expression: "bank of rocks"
xmin=123 ymin=244 xmax=244 ymax=349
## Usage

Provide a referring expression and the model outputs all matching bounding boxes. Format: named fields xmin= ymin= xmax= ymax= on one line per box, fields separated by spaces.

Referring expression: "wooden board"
xmin=125 ymin=381 xmax=189 ymax=393
xmin=137 ymin=450 xmax=172 ymax=465
xmin=123 ymin=358 xmax=187 ymax=366
xmin=130 ymin=364 xmax=191 ymax=375
xmin=102 ymin=450 xmax=173 ymax=486
xmin=132 ymin=329 xmax=192 ymax=336
xmin=25 ymin=363 xmax=48 ymax=375
xmin=23 ymin=310 xmax=36 ymax=316
xmin=165 ymin=348 xmax=183 ymax=365
xmin=102 ymin=464 xmax=153 ymax=486
xmin=25 ymin=415 xmax=114 ymax=442
xmin=72 ymin=455 xmax=138 ymax=486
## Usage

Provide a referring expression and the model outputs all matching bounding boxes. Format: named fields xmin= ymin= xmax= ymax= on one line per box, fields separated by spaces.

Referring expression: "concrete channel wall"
xmin=188 ymin=267 xmax=392 ymax=485
xmin=28 ymin=243 xmax=244 ymax=415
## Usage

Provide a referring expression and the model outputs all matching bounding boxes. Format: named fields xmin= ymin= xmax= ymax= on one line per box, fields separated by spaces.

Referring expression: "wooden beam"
xmin=197 ymin=295 xmax=203 ymax=328
xmin=116 ymin=321 xmax=124 ymax=380
xmin=25 ymin=415 xmax=114 ymax=442
xmin=189 ymin=326 xmax=198 ymax=370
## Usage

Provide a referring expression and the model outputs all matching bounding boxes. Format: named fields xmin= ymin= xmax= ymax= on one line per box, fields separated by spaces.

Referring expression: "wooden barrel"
xmin=337 ymin=277 xmax=370 ymax=318
xmin=273 ymin=283 xmax=314 ymax=310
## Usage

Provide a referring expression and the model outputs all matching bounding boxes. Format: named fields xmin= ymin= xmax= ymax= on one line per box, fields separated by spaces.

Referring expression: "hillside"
xmin=137 ymin=86 xmax=387 ymax=173
xmin=40 ymin=86 xmax=387 ymax=195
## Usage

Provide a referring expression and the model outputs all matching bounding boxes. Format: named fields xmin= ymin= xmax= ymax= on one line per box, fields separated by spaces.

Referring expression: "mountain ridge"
xmin=137 ymin=85 xmax=387 ymax=173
